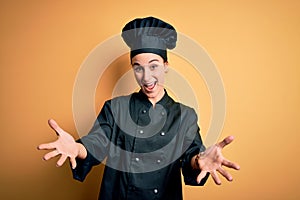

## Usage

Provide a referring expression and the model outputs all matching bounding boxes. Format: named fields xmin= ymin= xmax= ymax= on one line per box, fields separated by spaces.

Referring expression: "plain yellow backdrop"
xmin=1 ymin=0 xmax=299 ymax=199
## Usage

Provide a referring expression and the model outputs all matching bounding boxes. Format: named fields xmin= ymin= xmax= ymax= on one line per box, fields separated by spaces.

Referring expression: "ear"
xmin=164 ymin=61 xmax=169 ymax=73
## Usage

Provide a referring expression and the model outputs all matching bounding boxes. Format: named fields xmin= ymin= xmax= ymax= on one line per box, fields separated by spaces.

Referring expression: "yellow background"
xmin=1 ymin=0 xmax=299 ymax=199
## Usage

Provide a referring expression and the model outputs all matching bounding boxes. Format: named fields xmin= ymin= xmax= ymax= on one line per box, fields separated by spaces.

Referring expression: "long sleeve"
xmin=72 ymin=101 xmax=114 ymax=182
xmin=180 ymin=108 xmax=209 ymax=186
xmin=72 ymin=141 xmax=101 ymax=182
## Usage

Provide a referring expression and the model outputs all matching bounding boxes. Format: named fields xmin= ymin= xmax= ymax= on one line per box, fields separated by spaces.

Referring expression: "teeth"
xmin=144 ymin=82 xmax=156 ymax=90
xmin=145 ymin=82 xmax=154 ymax=87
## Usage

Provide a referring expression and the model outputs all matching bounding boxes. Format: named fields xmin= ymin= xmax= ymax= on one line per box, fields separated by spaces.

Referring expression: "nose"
xmin=143 ymin=67 xmax=152 ymax=82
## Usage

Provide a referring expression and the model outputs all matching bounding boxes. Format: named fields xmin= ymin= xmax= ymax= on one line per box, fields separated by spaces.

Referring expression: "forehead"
xmin=131 ymin=53 xmax=164 ymax=65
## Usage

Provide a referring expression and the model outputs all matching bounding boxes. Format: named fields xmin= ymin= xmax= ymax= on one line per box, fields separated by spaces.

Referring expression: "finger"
xmin=43 ymin=150 xmax=60 ymax=160
xmin=196 ymin=170 xmax=207 ymax=184
xmin=211 ymin=170 xmax=221 ymax=185
xmin=217 ymin=167 xmax=233 ymax=181
xmin=48 ymin=119 xmax=64 ymax=136
xmin=38 ymin=142 xmax=56 ymax=150
xmin=218 ymin=135 xmax=234 ymax=149
xmin=70 ymin=157 xmax=77 ymax=169
xmin=222 ymin=159 xmax=241 ymax=170
xmin=56 ymin=154 xmax=68 ymax=167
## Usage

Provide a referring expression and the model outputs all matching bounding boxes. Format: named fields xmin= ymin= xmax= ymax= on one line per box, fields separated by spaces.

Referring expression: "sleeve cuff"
xmin=181 ymin=147 xmax=209 ymax=186
xmin=71 ymin=140 xmax=101 ymax=182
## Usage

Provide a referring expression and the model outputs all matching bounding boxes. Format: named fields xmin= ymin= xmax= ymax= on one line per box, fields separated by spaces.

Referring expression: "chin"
xmin=143 ymin=91 xmax=157 ymax=98
xmin=144 ymin=89 xmax=164 ymax=100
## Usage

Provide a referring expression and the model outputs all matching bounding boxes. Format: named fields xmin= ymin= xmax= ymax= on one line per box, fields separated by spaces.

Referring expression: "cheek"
xmin=156 ymin=71 xmax=166 ymax=83
xmin=134 ymin=73 xmax=143 ymax=83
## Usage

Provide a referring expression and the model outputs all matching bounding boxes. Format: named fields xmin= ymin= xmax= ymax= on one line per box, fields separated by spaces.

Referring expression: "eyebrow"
xmin=149 ymin=59 xmax=160 ymax=63
xmin=132 ymin=59 xmax=160 ymax=66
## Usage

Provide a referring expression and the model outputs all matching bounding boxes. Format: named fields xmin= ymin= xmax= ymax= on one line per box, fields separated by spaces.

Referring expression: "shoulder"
xmin=101 ymin=93 xmax=135 ymax=114
xmin=169 ymin=97 xmax=197 ymax=115
xmin=104 ymin=93 xmax=133 ymax=105
xmin=179 ymin=103 xmax=197 ymax=118
xmin=97 ymin=93 xmax=134 ymax=119
xmin=163 ymin=92 xmax=198 ymax=116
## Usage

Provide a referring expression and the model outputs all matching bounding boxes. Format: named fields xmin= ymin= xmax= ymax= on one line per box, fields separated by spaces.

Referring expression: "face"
xmin=131 ymin=53 xmax=168 ymax=104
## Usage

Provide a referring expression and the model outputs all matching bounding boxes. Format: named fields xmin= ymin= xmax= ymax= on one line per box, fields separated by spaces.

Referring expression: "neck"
xmin=148 ymin=89 xmax=165 ymax=107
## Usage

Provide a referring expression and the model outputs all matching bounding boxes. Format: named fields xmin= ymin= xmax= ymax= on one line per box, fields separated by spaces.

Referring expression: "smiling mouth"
xmin=143 ymin=81 xmax=157 ymax=91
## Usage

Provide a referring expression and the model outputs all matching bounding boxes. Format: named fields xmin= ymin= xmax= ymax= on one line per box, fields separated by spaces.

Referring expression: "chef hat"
xmin=121 ymin=16 xmax=177 ymax=62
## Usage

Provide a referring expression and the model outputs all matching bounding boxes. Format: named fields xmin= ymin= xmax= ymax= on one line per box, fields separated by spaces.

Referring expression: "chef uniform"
xmin=72 ymin=17 xmax=209 ymax=200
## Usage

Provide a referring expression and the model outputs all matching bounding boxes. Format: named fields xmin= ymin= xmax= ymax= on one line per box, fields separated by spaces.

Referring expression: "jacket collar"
xmin=136 ymin=89 xmax=171 ymax=107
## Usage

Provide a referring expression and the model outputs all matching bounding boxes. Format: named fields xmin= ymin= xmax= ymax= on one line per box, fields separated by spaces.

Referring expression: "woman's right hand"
xmin=38 ymin=119 xmax=87 ymax=169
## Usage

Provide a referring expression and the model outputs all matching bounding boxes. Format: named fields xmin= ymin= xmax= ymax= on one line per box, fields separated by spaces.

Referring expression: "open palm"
xmin=38 ymin=119 xmax=80 ymax=169
xmin=197 ymin=136 xmax=240 ymax=185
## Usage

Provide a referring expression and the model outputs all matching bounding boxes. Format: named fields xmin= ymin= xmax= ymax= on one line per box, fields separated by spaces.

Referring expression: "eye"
xmin=133 ymin=66 xmax=143 ymax=73
xmin=149 ymin=64 xmax=158 ymax=70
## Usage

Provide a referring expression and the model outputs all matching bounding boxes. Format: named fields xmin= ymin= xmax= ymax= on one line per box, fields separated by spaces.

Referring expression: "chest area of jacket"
xmin=110 ymin=103 xmax=186 ymax=153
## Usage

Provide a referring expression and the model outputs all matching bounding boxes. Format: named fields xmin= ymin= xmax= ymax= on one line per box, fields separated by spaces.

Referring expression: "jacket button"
xmin=135 ymin=157 xmax=140 ymax=162
xmin=153 ymin=188 xmax=158 ymax=194
xmin=157 ymin=159 xmax=161 ymax=164
xmin=139 ymin=130 xmax=144 ymax=134
xmin=160 ymin=132 xmax=165 ymax=136
xmin=128 ymin=185 xmax=136 ymax=191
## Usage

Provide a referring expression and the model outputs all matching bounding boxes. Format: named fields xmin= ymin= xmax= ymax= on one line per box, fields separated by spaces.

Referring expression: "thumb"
xmin=218 ymin=135 xmax=234 ymax=149
xmin=197 ymin=170 xmax=207 ymax=184
xmin=48 ymin=119 xmax=63 ymax=136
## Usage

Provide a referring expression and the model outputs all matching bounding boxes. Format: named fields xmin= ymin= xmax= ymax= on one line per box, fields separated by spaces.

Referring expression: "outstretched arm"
xmin=38 ymin=119 xmax=87 ymax=169
xmin=191 ymin=136 xmax=240 ymax=185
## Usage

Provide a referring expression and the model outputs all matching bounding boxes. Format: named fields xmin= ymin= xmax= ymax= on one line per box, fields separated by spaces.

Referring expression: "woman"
xmin=38 ymin=16 xmax=240 ymax=200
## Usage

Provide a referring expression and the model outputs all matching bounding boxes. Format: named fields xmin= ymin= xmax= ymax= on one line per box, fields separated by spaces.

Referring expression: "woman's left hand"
xmin=196 ymin=136 xmax=240 ymax=185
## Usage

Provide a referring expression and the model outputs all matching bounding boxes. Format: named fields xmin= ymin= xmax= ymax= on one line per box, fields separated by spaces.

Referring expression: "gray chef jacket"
xmin=72 ymin=90 xmax=209 ymax=200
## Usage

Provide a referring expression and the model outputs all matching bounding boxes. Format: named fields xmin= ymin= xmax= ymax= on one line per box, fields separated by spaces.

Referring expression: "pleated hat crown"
xmin=121 ymin=16 xmax=177 ymax=61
